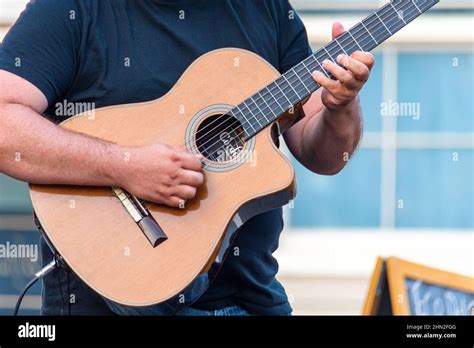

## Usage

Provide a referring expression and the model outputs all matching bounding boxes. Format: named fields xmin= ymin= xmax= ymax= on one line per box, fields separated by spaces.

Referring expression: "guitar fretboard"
xmin=230 ymin=0 xmax=439 ymax=139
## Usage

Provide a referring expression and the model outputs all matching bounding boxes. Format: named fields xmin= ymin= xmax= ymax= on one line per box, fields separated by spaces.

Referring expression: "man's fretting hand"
xmin=312 ymin=22 xmax=375 ymax=112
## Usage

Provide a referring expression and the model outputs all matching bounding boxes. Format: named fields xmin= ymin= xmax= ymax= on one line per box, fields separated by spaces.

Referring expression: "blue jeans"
xmin=177 ymin=306 xmax=250 ymax=316
xmin=41 ymin=269 xmax=250 ymax=316
xmin=41 ymin=266 xmax=250 ymax=316
xmin=104 ymin=297 xmax=251 ymax=316
xmin=40 ymin=237 xmax=250 ymax=316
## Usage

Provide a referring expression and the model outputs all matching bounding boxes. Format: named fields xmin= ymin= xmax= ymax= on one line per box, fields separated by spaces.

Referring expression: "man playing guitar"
xmin=0 ymin=0 xmax=373 ymax=315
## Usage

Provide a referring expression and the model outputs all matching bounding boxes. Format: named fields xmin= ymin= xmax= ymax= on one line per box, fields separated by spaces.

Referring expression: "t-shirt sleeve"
xmin=0 ymin=0 xmax=81 ymax=107
xmin=277 ymin=1 xmax=312 ymax=74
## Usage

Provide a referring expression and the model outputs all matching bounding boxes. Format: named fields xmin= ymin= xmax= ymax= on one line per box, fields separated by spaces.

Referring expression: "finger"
xmin=312 ymin=71 xmax=338 ymax=92
xmin=321 ymin=59 xmax=356 ymax=88
xmin=173 ymin=185 xmax=197 ymax=200
xmin=179 ymin=169 xmax=204 ymax=187
xmin=172 ymin=185 xmax=197 ymax=199
xmin=180 ymin=152 xmax=204 ymax=171
xmin=332 ymin=22 xmax=346 ymax=40
xmin=336 ymin=54 xmax=370 ymax=82
xmin=166 ymin=196 xmax=185 ymax=208
xmin=351 ymin=51 xmax=375 ymax=71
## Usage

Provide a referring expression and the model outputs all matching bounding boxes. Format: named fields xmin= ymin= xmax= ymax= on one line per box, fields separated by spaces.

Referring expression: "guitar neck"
xmin=232 ymin=0 xmax=439 ymax=140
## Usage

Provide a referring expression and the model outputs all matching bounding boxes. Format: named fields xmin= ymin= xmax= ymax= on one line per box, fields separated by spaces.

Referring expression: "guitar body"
xmin=29 ymin=48 xmax=296 ymax=306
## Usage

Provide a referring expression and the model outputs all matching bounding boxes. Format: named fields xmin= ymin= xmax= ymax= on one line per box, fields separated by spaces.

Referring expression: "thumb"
xmin=332 ymin=22 xmax=346 ymax=40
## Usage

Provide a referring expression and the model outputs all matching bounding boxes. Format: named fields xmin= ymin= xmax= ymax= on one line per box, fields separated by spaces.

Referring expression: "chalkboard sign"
xmin=406 ymin=279 xmax=474 ymax=315
xmin=363 ymin=257 xmax=474 ymax=315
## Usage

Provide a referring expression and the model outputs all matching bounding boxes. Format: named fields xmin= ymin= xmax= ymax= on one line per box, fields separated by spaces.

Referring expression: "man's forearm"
xmin=301 ymin=97 xmax=362 ymax=175
xmin=0 ymin=102 xmax=124 ymax=186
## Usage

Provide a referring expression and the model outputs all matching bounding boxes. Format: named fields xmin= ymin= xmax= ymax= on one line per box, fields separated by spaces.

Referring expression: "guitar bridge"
xmin=112 ymin=187 xmax=167 ymax=247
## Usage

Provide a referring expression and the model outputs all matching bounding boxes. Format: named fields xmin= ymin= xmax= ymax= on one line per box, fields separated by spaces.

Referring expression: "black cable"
xmin=57 ymin=265 xmax=65 ymax=315
xmin=13 ymin=276 xmax=40 ymax=316
xmin=67 ymin=269 xmax=71 ymax=315
xmin=12 ymin=258 xmax=59 ymax=316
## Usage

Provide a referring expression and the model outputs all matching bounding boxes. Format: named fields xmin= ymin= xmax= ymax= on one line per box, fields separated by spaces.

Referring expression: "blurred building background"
xmin=0 ymin=0 xmax=473 ymax=315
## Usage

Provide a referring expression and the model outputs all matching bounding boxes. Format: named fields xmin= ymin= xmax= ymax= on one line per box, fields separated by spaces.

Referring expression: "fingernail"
xmin=322 ymin=59 xmax=330 ymax=66
xmin=337 ymin=54 xmax=345 ymax=62
xmin=312 ymin=71 xmax=323 ymax=79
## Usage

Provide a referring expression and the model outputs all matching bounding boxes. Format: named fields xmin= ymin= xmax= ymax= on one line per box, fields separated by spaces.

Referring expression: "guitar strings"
xmin=187 ymin=0 xmax=421 ymax=155
xmin=193 ymin=0 xmax=425 ymax=158
xmin=193 ymin=1 xmax=422 ymax=161
xmin=187 ymin=0 xmax=419 ymax=157
xmin=187 ymin=0 xmax=400 ymax=153
xmin=197 ymin=3 xmax=422 ymax=162
xmin=183 ymin=1 xmax=423 ymax=161
xmin=190 ymin=0 xmax=398 ymax=147
xmin=189 ymin=1 xmax=422 ymax=160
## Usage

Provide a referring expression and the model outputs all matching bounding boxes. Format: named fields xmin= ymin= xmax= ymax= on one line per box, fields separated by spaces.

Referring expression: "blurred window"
xmin=398 ymin=53 xmax=474 ymax=132
xmin=291 ymin=50 xmax=474 ymax=229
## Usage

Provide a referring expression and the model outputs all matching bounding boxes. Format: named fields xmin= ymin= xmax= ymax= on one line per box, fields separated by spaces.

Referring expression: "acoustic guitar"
xmin=30 ymin=0 xmax=439 ymax=306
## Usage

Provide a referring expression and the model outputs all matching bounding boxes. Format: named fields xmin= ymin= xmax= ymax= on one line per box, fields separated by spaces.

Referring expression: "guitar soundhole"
xmin=195 ymin=113 xmax=246 ymax=163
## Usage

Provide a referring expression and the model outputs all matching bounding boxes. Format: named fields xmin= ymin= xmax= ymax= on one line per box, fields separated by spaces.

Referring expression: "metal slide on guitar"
xmin=30 ymin=1 xmax=439 ymax=306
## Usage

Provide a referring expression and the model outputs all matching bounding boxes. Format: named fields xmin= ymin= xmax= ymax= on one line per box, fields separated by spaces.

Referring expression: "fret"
xmin=360 ymin=21 xmax=378 ymax=45
xmin=323 ymin=46 xmax=336 ymax=63
xmin=300 ymin=61 xmax=320 ymax=88
xmin=273 ymin=81 xmax=292 ymax=107
xmin=257 ymin=91 xmax=278 ymax=120
xmin=248 ymin=96 xmax=266 ymax=126
xmin=241 ymin=102 xmax=258 ymax=133
xmin=348 ymin=22 xmax=373 ymax=52
xmin=379 ymin=2 xmax=404 ymax=34
xmin=374 ymin=11 xmax=393 ymax=35
xmin=334 ymin=37 xmax=348 ymax=56
xmin=412 ymin=0 xmax=423 ymax=14
xmin=312 ymin=55 xmax=330 ymax=77
xmin=387 ymin=1 xmax=419 ymax=33
xmin=389 ymin=1 xmax=407 ymax=24
xmin=291 ymin=67 xmax=311 ymax=94
xmin=293 ymin=64 xmax=316 ymax=90
xmin=245 ymin=98 xmax=265 ymax=123
xmin=229 ymin=108 xmax=240 ymax=122
xmin=403 ymin=1 xmax=428 ymax=23
xmin=419 ymin=0 xmax=439 ymax=12
xmin=281 ymin=74 xmax=302 ymax=100
xmin=347 ymin=30 xmax=364 ymax=51
xmin=266 ymin=85 xmax=284 ymax=111
xmin=299 ymin=61 xmax=321 ymax=90
xmin=301 ymin=61 xmax=314 ymax=76
xmin=235 ymin=105 xmax=247 ymax=121
xmin=233 ymin=106 xmax=247 ymax=126
xmin=234 ymin=105 xmax=254 ymax=135
xmin=368 ymin=9 xmax=394 ymax=45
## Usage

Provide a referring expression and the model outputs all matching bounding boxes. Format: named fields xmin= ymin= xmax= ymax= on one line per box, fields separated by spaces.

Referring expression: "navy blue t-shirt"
xmin=0 ymin=0 xmax=311 ymax=315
